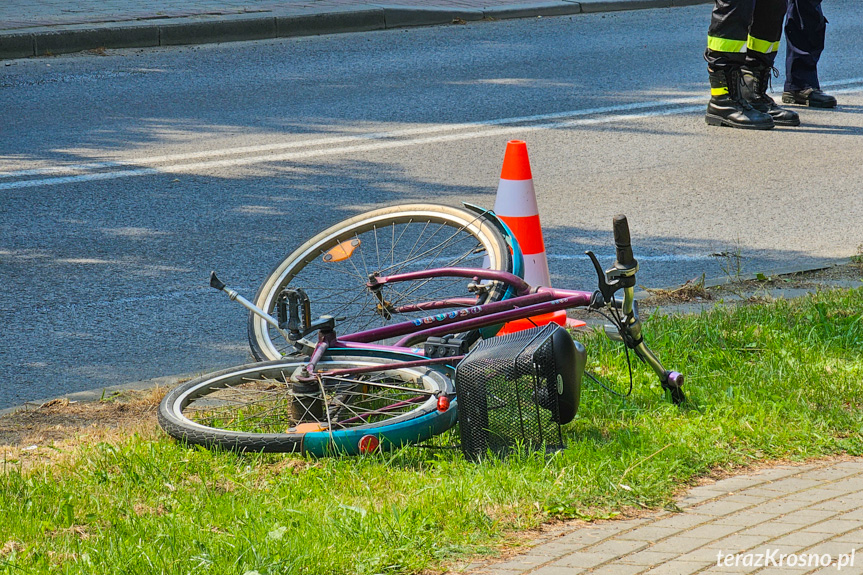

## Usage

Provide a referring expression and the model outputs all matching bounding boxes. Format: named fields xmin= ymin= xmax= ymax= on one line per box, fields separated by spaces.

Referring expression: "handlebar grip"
xmin=612 ymin=215 xmax=636 ymax=269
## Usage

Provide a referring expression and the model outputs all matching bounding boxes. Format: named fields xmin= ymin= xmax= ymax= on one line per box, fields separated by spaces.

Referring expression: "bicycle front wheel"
xmin=158 ymin=351 xmax=457 ymax=456
xmin=249 ymin=204 xmax=513 ymax=360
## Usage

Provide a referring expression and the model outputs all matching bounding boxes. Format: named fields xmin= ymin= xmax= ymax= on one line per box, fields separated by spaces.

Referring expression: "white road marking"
xmin=548 ymin=253 xmax=717 ymax=262
xmin=0 ymin=97 xmax=704 ymax=180
xmin=0 ymin=105 xmax=706 ymax=190
xmin=2 ymin=78 xmax=862 ymax=191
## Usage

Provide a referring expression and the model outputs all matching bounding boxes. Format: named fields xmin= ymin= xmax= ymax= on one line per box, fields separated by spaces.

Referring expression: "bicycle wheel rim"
xmin=158 ymin=352 xmax=457 ymax=456
xmin=249 ymin=204 xmax=512 ymax=360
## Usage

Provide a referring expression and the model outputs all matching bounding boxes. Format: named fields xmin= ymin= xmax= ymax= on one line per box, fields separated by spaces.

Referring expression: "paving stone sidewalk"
xmin=0 ymin=0 xmax=711 ymax=59
xmin=467 ymin=458 xmax=863 ymax=575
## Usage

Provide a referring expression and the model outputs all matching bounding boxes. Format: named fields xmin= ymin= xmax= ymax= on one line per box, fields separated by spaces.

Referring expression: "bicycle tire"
xmin=158 ymin=350 xmax=457 ymax=456
xmin=248 ymin=204 xmax=513 ymax=360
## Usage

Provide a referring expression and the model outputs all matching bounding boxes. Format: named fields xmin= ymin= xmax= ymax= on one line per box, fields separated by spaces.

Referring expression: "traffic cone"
xmin=492 ymin=140 xmax=584 ymax=335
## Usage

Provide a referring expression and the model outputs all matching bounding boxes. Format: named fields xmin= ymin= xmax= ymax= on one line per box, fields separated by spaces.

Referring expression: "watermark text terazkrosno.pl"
xmin=716 ymin=548 xmax=856 ymax=571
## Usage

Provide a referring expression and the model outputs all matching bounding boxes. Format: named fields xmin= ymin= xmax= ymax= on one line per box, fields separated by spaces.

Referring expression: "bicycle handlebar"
xmin=612 ymin=215 xmax=637 ymax=271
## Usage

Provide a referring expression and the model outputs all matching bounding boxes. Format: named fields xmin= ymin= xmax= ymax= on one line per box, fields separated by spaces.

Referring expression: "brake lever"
xmin=586 ymin=250 xmax=618 ymax=304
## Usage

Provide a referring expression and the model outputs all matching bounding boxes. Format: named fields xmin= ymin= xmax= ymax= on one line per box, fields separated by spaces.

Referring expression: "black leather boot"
xmin=782 ymin=88 xmax=837 ymax=108
xmin=706 ymin=67 xmax=774 ymax=130
xmin=740 ymin=66 xmax=801 ymax=127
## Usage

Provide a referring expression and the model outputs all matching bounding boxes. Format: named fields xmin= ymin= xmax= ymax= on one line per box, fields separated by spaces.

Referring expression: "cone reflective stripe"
xmin=493 ymin=141 xmax=551 ymax=288
xmin=491 ymin=141 xmax=585 ymax=335
xmin=494 ymin=181 xmax=548 ymax=267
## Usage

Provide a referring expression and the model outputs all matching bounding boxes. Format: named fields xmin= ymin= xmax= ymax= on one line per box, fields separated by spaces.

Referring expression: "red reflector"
xmin=358 ymin=434 xmax=380 ymax=454
xmin=437 ymin=395 xmax=451 ymax=412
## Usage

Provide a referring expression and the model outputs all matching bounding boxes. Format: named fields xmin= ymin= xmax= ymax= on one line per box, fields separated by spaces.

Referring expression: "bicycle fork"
xmin=589 ymin=215 xmax=685 ymax=403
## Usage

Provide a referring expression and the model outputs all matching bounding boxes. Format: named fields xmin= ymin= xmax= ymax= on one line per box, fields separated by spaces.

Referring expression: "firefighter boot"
xmin=740 ymin=66 xmax=801 ymax=127
xmin=706 ymin=68 xmax=774 ymax=130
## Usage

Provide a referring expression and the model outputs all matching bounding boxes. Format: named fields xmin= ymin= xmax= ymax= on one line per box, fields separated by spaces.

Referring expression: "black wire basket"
xmin=454 ymin=323 xmax=585 ymax=461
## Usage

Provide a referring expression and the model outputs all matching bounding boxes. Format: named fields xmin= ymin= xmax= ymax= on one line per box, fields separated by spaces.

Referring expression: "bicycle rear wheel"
xmin=158 ymin=351 xmax=457 ymax=456
xmin=248 ymin=204 xmax=513 ymax=360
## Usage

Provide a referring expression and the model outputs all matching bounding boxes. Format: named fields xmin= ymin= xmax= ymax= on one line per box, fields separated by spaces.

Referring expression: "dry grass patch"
xmin=47 ymin=525 xmax=91 ymax=541
xmin=642 ymin=262 xmax=863 ymax=309
xmin=644 ymin=275 xmax=712 ymax=304
xmin=0 ymin=387 xmax=166 ymax=470
xmin=132 ymin=503 xmax=169 ymax=517
xmin=1 ymin=540 xmax=24 ymax=557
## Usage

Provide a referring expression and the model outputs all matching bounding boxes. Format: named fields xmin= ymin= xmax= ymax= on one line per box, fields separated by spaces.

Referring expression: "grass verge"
xmin=2 ymin=288 xmax=863 ymax=574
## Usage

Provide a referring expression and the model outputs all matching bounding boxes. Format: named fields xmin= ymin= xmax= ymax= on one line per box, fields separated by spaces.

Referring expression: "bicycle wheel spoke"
xmin=248 ymin=205 xmax=511 ymax=361
xmin=294 ymin=261 xmax=366 ymax=287
xmin=386 ymin=275 xmax=470 ymax=310
xmin=372 ymin=224 xmax=381 ymax=272
xmin=399 ymin=220 xmax=471 ymax=272
xmin=330 ymin=396 xmax=425 ymax=427
xmin=385 ymin=219 xmax=414 ymax=274
xmin=383 ymin=219 xmax=483 ymax=275
xmin=386 ymin=220 xmax=447 ymax=276
xmin=161 ymin=353 xmax=457 ymax=455
xmin=388 ymin=219 xmax=436 ymax=277
xmin=315 ymin=242 xmax=370 ymax=285
xmin=327 ymin=390 xmax=425 ymax=427
xmin=186 ymin=372 xmax=433 ymax=432
xmin=323 ymin=375 xmax=434 ymax=395
xmin=187 ymin=377 xmax=293 ymax=429
xmin=190 ymin=398 xmax=291 ymax=431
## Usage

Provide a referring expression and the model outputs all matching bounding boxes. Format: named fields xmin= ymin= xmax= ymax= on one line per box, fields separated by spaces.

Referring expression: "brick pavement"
xmin=467 ymin=459 xmax=863 ymax=575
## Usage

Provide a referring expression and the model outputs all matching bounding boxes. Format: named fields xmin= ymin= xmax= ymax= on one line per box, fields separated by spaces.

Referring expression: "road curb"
xmin=579 ymin=0 xmax=668 ymax=12
xmin=277 ymin=9 xmax=386 ymax=38
xmin=0 ymin=373 xmax=190 ymax=418
xmin=158 ymin=14 xmax=278 ymax=47
xmin=483 ymin=1 xmax=586 ymax=20
xmin=701 ymin=260 xmax=847 ymax=288
xmin=384 ymin=6 xmax=484 ymax=28
xmin=0 ymin=0 xmax=712 ymax=60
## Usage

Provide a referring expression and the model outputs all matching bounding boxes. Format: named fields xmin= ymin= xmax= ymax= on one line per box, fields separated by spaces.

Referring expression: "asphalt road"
xmin=2 ymin=1 xmax=862 ymax=408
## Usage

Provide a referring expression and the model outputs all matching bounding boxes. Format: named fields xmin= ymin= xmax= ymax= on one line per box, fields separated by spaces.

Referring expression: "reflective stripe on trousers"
xmin=706 ymin=0 xmax=786 ymax=69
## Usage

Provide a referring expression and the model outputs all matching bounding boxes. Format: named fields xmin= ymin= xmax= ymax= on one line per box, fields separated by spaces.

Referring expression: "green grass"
xmin=2 ymin=288 xmax=863 ymax=574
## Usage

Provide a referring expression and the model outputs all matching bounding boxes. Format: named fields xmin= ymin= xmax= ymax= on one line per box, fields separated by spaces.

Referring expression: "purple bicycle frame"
xmin=301 ymin=267 xmax=592 ymax=377
xmin=294 ymin=265 xmax=682 ymax=399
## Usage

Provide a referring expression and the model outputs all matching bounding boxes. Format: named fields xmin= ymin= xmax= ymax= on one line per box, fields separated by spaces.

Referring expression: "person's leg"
xmin=782 ymin=0 xmax=836 ymax=106
xmin=739 ymin=0 xmax=800 ymax=125
xmin=785 ymin=0 xmax=824 ymax=91
xmin=706 ymin=0 xmax=752 ymax=72
xmin=705 ymin=0 xmax=774 ymax=129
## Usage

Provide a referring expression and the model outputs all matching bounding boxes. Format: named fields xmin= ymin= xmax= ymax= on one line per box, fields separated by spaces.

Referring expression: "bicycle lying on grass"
xmin=158 ymin=204 xmax=684 ymax=457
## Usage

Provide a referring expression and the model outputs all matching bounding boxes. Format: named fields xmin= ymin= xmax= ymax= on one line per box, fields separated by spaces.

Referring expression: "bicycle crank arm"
xmin=209 ymin=272 xmax=293 ymax=343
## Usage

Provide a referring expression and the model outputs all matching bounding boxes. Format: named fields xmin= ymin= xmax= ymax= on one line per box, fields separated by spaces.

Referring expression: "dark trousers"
xmin=784 ymin=0 xmax=827 ymax=91
xmin=706 ymin=0 xmax=787 ymax=70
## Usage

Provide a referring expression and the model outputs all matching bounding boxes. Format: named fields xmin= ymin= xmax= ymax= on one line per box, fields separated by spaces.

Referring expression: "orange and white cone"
xmin=492 ymin=140 xmax=584 ymax=335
